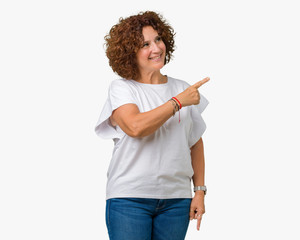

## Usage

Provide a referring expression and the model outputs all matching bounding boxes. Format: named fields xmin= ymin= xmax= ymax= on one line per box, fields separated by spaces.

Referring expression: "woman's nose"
xmin=151 ymin=42 xmax=160 ymax=52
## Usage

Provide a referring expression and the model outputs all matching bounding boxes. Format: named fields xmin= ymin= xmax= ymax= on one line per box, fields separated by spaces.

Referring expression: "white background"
xmin=1 ymin=0 xmax=299 ymax=239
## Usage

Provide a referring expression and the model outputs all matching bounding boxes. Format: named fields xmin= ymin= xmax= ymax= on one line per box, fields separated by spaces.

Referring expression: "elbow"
xmin=117 ymin=116 xmax=145 ymax=138
xmin=123 ymin=116 xmax=151 ymax=138
xmin=129 ymin=122 xmax=152 ymax=138
xmin=128 ymin=130 xmax=141 ymax=138
xmin=127 ymin=121 xmax=144 ymax=138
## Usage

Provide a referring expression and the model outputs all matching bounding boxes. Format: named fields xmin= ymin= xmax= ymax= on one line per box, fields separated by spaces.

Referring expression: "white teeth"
xmin=149 ymin=55 xmax=161 ymax=60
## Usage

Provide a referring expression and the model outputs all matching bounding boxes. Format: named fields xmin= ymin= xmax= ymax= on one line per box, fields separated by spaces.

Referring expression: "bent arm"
xmin=110 ymin=101 xmax=175 ymax=138
xmin=190 ymin=137 xmax=205 ymax=197
xmin=109 ymin=77 xmax=210 ymax=138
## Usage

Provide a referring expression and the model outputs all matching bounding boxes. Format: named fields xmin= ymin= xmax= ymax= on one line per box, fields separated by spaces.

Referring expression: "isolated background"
xmin=1 ymin=0 xmax=299 ymax=239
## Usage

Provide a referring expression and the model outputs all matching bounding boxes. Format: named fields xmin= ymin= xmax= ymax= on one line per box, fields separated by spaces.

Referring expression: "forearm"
xmin=134 ymin=100 xmax=175 ymax=137
xmin=191 ymin=138 xmax=205 ymax=195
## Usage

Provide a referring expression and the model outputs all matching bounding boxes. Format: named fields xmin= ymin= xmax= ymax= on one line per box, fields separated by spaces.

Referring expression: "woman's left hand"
xmin=189 ymin=191 xmax=205 ymax=231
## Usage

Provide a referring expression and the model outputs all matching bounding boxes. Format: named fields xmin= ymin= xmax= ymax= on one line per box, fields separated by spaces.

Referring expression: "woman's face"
xmin=136 ymin=26 xmax=166 ymax=75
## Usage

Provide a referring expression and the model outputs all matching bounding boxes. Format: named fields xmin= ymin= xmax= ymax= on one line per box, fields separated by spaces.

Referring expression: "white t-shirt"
xmin=95 ymin=76 xmax=209 ymax=200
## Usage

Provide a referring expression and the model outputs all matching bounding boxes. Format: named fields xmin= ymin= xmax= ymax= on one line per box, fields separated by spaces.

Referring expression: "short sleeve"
xmin=188 ymin=93 xmax=209 ymax=148
xmin=94 ymin=79 xmax=138 ymax=139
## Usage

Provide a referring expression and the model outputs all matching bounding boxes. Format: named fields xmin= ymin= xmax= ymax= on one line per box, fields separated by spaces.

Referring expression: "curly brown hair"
xmin=104 ymin=11 xmax=175 ymax=80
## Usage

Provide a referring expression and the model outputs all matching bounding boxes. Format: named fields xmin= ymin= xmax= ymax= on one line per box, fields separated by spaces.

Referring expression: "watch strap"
xmin=194 ymin=185 xmax=207 ymax=195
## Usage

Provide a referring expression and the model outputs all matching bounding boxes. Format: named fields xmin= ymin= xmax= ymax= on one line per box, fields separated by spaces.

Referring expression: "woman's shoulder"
xmin=110 ymin=77 xmax=191 ymax=90
xmin=168 ymin=76 xmax=191 ymax=88
xmin=110 ymin=78 xmax=130 ymax=86
xmin=109 ymin=78 xmax=137 ymax=90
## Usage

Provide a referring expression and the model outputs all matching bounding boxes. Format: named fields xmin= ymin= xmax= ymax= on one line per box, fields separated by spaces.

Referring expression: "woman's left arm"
xmin=189 ymin=137 xmax=206 ymax=231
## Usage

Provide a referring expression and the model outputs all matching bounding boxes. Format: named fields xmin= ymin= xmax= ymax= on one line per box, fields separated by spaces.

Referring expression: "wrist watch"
xmin=194 ymin=185 xmax=207 ymax=195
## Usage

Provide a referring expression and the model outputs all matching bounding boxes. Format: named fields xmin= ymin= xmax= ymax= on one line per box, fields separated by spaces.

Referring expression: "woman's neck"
xmin=135 ymin=72 xmax=167 ymax=84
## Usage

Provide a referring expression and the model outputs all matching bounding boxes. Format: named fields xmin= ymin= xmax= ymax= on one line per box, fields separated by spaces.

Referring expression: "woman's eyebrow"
xmin=143 ymin=36 xmax=160 ymax=41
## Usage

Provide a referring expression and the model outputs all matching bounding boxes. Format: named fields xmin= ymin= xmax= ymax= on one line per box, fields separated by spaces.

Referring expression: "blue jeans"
xmin=106 ymin=198 xmax=192 ymax=240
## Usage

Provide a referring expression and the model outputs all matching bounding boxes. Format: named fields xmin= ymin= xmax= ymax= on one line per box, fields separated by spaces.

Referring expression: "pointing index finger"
xmin=192 ymin=77 xmax=210 ymax=89
xmin=197 ymin=214 xmax=202 ymax=231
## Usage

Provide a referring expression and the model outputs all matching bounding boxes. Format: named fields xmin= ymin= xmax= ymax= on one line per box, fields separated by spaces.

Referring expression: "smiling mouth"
xmin=149 ymin=53 xmax=163 ymax=60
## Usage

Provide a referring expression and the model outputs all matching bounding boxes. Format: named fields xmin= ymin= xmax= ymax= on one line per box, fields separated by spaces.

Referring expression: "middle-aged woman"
xmin=95 ymin=11 xmax=210 ymax=240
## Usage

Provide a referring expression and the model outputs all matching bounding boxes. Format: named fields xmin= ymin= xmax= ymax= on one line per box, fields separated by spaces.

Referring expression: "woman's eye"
xmin=142 ymin=43 xmax=149 ymax=47
xmin=156 ymin=37 xmax=162 ymax=41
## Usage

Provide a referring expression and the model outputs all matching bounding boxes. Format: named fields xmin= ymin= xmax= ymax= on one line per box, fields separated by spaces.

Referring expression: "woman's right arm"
xmin=110 ymin=77 xmax=210 ymax=138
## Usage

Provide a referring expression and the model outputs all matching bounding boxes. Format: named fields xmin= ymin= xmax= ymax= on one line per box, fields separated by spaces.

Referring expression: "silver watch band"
xmin=194 ymin=186 xmax=207 ymax=195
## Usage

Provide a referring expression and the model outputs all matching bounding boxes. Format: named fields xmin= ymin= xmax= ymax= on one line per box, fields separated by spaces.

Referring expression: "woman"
xmin=95 ymin=11 xmax=210 ymax=240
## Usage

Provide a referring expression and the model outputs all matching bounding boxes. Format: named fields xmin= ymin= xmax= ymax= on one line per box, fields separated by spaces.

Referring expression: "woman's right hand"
xmin=175 ymin=77 xmax=210 ymax=107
